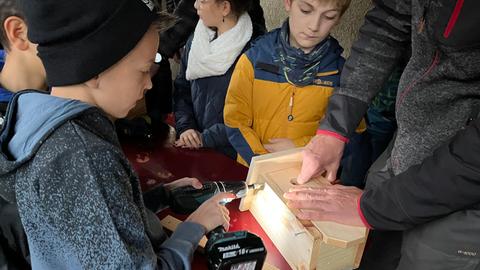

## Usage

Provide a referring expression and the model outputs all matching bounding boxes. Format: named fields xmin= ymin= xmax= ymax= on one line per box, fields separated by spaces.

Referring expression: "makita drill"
xmin=168 ymin=181 xmax=262 ymax=214
xmin=168 ymin=181 xmax=267 ymax=270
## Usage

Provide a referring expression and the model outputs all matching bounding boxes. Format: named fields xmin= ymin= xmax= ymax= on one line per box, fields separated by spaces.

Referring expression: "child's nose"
xmin=308 ymin=16 xmax=322 ymax=32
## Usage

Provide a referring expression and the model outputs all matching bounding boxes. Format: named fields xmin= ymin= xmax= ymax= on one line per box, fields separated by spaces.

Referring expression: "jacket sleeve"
xmin=224 ymin=54 xmax=267 ymax=164
xmin=37 ymin=147 xmax=204 ymax=269
xmin=202 ymin=123 xmax=231 ymax=148
xmin=159 ymin=0 xmax=197 ymax=58
xmin=360 ymin=118 xmax=480 ymax=230
xmin=173 ymin=43 xmax=198 ymax=136
xmin=320 ymin=0 xmax=412 ymax=139
xmin=293 ymin=135 xmax=315 ymax=148
xmin=142 ymin=184 xmax=170 ymax=213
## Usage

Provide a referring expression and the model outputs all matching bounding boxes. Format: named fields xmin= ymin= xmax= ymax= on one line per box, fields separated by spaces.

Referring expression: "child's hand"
xmin=175 ymin=129 xmax=203 ymax=149
xmin=264 ymin=138 xmax=296 ymax=153
xmin=164 ymin=177 xmax=203 ymax=191
xmin=186 ymin=193 xmax=235 ymax=232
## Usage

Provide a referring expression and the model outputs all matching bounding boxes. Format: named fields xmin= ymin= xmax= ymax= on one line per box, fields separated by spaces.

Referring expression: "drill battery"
xmin=206 ymin=227 xmax=267 ymax=270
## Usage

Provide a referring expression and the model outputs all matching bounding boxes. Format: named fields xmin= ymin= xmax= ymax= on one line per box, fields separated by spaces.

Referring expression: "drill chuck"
xmin=168 ymin=181 xmax=261 ymax=214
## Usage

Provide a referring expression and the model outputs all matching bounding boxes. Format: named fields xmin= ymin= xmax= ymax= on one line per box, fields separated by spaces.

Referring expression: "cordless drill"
xmin=168 ymin=181 xmax=267 ymax=270
xmin=168 ymin=181 xmax=262 ymax=214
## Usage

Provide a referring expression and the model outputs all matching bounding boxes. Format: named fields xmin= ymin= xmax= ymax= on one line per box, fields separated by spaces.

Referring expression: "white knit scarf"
xmin=186 ymin=13 xmax=252 ymax=80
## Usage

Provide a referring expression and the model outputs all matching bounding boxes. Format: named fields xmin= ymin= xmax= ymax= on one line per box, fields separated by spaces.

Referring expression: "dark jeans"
xmin=340 ymin=132 xmax=371 ymax=187
xmin=340 ymin=108 xmax=397 ymax=188
xmin=367 ymin=108 xmax=397 ymax=162
xmin=359 ymin=230 xmax=403 ymax=270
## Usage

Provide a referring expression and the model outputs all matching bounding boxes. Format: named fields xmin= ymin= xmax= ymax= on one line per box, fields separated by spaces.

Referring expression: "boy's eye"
xmin=300 ymin=9 xmax=312 ymax=14
xmin=324 ymin=16 xmax=336 ymax=20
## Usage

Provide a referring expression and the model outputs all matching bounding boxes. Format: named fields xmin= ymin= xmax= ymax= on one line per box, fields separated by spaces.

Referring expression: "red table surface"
xmin=122 ymin=140 xmax=291 ymax=270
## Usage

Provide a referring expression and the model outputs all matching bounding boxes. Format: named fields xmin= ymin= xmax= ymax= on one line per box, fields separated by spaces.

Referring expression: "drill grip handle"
xmin=207 ymin=225 xmax=226 ymax=239
xmin=168 ymin=183 xmax=219 ymax=214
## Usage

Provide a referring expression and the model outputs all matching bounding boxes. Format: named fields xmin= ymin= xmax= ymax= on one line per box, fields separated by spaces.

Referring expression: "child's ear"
xmin=3 ymin=16 xmax=30 ymax=51
xmin=283 ymin=0 xmax=293 ymax=12
xmin=222 ymin=0 xmax=232 ymax=17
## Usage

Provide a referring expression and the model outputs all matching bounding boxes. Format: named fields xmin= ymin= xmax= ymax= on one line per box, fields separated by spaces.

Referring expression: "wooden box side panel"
xmin=242 ymin=148 xmax=369 ymax=269
xmin=239 ymin=148 xmax=303 ymax=211
xmin=315 ymin=243 xmax=358 ymax=270
xmin=352 ymin=224 xmax=369 ymax=269
xmin=263 ymin=166 xmax=368 ymax=249
xmin=249 ymin=181 xmax=318 ymax=270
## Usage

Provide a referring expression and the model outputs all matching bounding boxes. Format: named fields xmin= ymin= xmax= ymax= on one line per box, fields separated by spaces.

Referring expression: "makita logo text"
xmin=218 ymin=244 xmax=240 ymax=252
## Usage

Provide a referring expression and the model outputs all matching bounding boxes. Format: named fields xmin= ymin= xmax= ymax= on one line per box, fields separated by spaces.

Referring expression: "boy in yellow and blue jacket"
xmin=224 ymin=0 xmax=366 ymax=185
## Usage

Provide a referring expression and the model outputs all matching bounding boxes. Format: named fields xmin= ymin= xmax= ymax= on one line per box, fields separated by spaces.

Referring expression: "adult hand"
xmin=284 ymin=185 xmax=365 ymax=227
xmin=297 ymin=134 xmax=345 ymax=184
xmin=164 ymin=177 xmax=203 ymax=191
xmin=175 ymin=129 xmax=203 ymax=149
xmin=186 ymin=192 xmax=235 ymax=232
xmin=263 ymin=138 xmax=296 ymax=153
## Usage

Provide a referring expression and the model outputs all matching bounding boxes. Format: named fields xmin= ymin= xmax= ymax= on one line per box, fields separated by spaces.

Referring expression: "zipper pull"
xmin=288 ymin=93 xmax=295 ymax=121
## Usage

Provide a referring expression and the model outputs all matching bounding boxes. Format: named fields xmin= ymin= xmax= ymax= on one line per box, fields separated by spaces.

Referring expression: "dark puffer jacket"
xmin=174 ymin=33 xmax=254 ymax=159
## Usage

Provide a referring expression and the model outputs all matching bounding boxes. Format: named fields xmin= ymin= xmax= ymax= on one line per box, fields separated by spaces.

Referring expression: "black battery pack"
xmin=206 ymin=227 xmax=267 ymax=270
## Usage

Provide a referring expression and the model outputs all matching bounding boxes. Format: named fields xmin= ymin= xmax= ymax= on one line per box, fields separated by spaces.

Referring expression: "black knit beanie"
xmin=17 ymin=0 xmax=158 ymax=86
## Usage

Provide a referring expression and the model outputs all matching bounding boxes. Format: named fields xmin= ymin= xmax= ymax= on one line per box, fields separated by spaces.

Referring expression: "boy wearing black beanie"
xmin=0 ymin=0 xmax=233 ymax=269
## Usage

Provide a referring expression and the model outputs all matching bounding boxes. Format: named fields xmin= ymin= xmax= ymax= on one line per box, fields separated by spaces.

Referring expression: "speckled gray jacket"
xmin=0 ymin=92 xmax=205 ymax=269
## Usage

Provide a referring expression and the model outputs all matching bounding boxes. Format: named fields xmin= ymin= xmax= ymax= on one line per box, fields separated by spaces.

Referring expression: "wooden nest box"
xmin=240 ymin=148 xmax=368 ymax=270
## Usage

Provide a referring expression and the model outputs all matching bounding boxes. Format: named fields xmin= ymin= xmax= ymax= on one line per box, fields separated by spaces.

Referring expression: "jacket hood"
xmin=0 ymin=91 xmax=92 ymax=202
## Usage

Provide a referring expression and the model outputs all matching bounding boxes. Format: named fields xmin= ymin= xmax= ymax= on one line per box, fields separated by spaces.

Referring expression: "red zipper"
xmin=443 ymin=0 xmax=465 ymax=38
xmin=396 ymin=50 xmax=440 ymax=108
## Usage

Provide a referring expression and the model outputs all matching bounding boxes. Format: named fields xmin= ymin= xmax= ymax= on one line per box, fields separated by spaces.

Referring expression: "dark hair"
xmin=0 ymin=0 xmax=24 ymax=50
xmin=217 ymin=0 xmax=253 ymax=18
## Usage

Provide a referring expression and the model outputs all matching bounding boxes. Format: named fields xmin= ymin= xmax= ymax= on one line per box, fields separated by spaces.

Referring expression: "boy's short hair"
xmin=0 ymin=0 xmax=24 ymax=50
xmin=17 ymin=0 xmax=175 ymax=87
xmin=294 ymin=0 xmax=352 ymax=15
xmin=330 ymin=0 xmax=351 ymax=15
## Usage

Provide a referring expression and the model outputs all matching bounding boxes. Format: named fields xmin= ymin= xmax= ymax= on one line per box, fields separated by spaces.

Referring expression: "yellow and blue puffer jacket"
xmin=224 ymin=29 xmax=365 ymax=166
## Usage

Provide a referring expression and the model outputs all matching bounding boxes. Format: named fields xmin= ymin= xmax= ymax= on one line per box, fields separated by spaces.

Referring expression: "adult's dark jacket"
xmin=159 ymin=0 xmax=266 ymax=58
xmin=318 ymin=0 xmax=480 ymax=269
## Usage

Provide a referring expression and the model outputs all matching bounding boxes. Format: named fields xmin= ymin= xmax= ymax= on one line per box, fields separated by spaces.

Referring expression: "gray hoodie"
xmin=0 ymin=91 xmax=205 ymax=269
